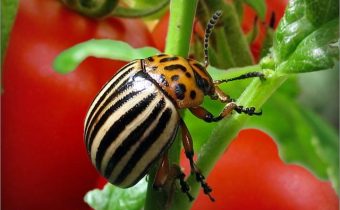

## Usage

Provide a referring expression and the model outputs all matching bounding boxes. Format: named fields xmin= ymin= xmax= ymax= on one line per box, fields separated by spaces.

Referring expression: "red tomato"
xmin=187 ymin=129 xmax=339 ymax=210
xmin=152 ymin=11 xmax=170 ymax=52
xmin=1 ymin=0 xmax=154 ymax=209
xmin=242 ymin=0 xmax=289 ymax=61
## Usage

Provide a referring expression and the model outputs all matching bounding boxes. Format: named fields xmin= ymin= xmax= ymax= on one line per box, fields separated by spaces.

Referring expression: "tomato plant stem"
xmin=164 ymin=0 xmax=198 ymax=57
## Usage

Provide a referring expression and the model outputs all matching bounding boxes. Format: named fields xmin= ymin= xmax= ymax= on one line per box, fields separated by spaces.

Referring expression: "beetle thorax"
xmin=143 ymin=54 xmax=215 ymax=109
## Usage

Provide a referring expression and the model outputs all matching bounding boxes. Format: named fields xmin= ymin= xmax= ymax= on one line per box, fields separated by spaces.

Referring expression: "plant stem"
xmin=144 ymin=1 xmax=198 ymax=210
xmin=164 ymin=0 xmax=198 ymax=57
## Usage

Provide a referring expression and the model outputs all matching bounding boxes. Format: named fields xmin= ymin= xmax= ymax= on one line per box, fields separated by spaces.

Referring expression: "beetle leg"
xmin=212 ymin=86 xmax=232 ymax=103
xmin=153 ymin=153 xmax=194 ymax=202
xmin=153 ymin=153 xmax=170 ymax=190
xmin=190 ymin=103 xmax=261 ymax=123
xmin=180 ymin=120 xmax=215 ymax=202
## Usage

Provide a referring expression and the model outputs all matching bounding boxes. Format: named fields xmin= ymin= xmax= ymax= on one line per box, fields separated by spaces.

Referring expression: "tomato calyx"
xmin=61 ymin=0 xmax=119 ymax=18
xmin=62 ymin=0 xmax=170 ymax=18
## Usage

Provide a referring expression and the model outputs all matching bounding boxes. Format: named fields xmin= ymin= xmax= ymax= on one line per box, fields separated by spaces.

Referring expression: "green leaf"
xmin=243 ymin=0 xmax=266 ymax=20
xmin=273 ymin=0 xmax=339 ymax=73
xmin=84 ymin=179 xmax=147 ymax=210
xmin=305 ymin=0 xmax=339 ymax=26
xmin=274 ymin=0 xmax=315 ymax=62
xmin=53 ymin=39 xmax=159 ymax=74
xmin=1 ymin=0 xmax=19 ymax=65
xmin=277 ymin=19 xmax=339 ymax=73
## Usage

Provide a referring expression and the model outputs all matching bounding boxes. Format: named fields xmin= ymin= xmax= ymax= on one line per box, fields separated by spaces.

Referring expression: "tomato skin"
xmin=151 ymin=12 xmax=170 ymax=52
xmin=190 ymin=129 xmax=339 ymax=210
xmin=1 ymin=0 xmax=154 ymax=209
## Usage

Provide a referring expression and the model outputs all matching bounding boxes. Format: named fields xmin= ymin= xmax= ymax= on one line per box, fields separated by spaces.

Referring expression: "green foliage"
xmin=1 ymin=0 xmax=19 ymax=65
xmin=84 ymin=179 xmax=147 ymax=210
xmin=273 ymin=0 xmax=339 ymax=73
xmin=276 ymin=19 xmax=339 ymax=73
xmin=53 ymin=39 xmax=159 ymax=74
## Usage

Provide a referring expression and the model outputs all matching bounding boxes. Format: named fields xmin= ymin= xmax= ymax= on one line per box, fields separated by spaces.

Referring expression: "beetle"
xmin=84 ymin=11 xmax=264 ymax=202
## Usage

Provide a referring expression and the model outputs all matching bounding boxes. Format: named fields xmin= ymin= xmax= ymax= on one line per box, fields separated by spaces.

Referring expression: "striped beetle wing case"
xmin=84 ymin=60 xmax=180 ymax=188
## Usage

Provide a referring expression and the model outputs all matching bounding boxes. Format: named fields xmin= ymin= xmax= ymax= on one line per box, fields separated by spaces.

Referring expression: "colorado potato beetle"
xmin=84 ymin=11 xmax=264 ymax=201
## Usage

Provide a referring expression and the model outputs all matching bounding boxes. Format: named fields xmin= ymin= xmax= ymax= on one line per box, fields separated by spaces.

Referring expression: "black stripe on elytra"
xmin=114 ymin=108 xmax=173 ymax=184
xmin=95 ymin=93 xmax=157 ymax=171
xmin=137 ymin=69 xmax=178 ymax=108
xmin=157 ymin=54 xmax=167 ymax=57
xmin=159 ymin=56 xmax=179 ymax=63
xmin=86 ymin=81 xmax=135 ymax=148
xmin=85 ymin=65 xmax=135 ymax=135
xmin=104 ymin=97 xmax=166 ymax=178
xmin=122 ymin=119 xmax=179 ymax=187
xmin=164 ymin=64 xmax=187 ymax=72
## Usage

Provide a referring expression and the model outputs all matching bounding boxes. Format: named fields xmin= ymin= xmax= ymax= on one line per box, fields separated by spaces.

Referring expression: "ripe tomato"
xmin=151 ymin=11 xmax=170 ymax=52
xmin=1 ymin=0 xmax=154 ymax=209
xmin=188 ymin=129 xmax=339 ymax=210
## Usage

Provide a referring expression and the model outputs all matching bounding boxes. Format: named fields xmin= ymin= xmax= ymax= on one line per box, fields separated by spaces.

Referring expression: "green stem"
xmin=144 ymin=1 xmax=198 ymax=210
xmin=164 ymin=0 xmax=198 ymax=57
xmin=170 ymin=69 xmax=288 ymax=209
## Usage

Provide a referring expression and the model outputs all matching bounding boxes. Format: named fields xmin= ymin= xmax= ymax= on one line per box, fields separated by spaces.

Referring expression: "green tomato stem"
xmin=164 ymin=0 xmax=198 ymax=57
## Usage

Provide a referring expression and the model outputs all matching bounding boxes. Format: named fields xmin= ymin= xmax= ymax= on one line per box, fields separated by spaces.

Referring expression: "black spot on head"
xmin=190 ymin=90 xmax=196 ymax=100
xmin=147 ymin=57 xmax=154 ymax=62
xmin=157 ymin=54 xmax=167 ymax=57
xmin=175 ymin=83 xmax=186 ymax=100
xmin=164 ymin=64 xmax=187 ymax=72
xmin=160 ymin=57 xmax=179 ymax=63
xmin=193 ymin=70 xmax=213 ymax=95
xmin=171 ymin=75 xmax=179 ymax=81
xmin=185 ymin=72 xmax=191 ymax=78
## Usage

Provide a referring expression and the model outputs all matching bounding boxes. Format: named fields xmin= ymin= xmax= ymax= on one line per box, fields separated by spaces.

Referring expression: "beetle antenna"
xmin=204 ymin=10 xmax=222 ymax=68
xmin=214 ymin=72 xmax=265 ymax=85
